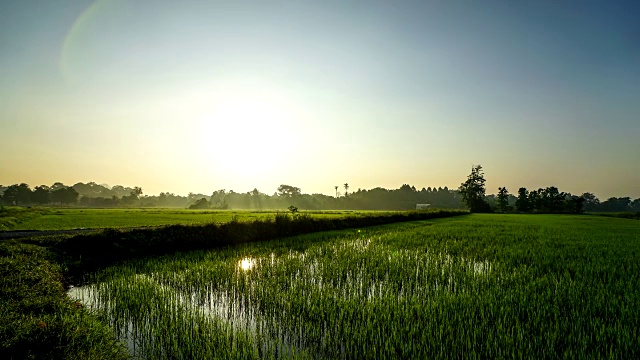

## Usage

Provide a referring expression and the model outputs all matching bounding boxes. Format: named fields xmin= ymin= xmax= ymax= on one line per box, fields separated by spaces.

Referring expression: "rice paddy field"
xmin=69 ymin=214 xmax=640 ymax=359
xmin=0 ymin=207 xmax=378 ymax=231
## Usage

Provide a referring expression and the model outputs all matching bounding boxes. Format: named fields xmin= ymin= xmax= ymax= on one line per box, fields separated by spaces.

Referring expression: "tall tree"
xmin=458 ymin=165 xmax=490 ymax=212
xmin=344 ymin=183 xmax=349 ymax=197
xmin=497 ymin=187 xmax=509 ymax=212
xmin=515 ymin=187 xmax=530 ymax=212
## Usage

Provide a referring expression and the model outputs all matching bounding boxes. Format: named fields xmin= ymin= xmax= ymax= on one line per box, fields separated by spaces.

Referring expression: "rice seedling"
xmin=69 ymin=214 xmax=640 ymax=359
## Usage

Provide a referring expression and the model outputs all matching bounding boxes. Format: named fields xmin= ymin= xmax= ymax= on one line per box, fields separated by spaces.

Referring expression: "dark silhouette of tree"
xmin=580 ymin=193 xmax=600 ymax=212
xmin=515 ymin=187 xmax=530 ymax=212
xmin=459 ymin=165 xmax=490 ymax=212
xmin=344 ymin=183 xmax=349 ymax=197
xmin=600 ymin=197 xmax=631 ymax=212
xmin=528 ymin=189 xmax=541 ymax=211
xmin=51 ymin=186 xmax=78 ymax=205
xmin=497 ymin=187 xmax=509 ymax=212
xmin=538 ymin=186 xmax=565 ymax=212
xmin=564 ymin=195 xmax=585 ymax=214
xmin=32 ymin=185 xmax=51 ymax=204
xmin=3 ymin=183 xmax=32 ymax=205
xmin=2 ymin=185 xmax=20 ymax=205
xmin=51 ymin=182 xmax=65 ymax=191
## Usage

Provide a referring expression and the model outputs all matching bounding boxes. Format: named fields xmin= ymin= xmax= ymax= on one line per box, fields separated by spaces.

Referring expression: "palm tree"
xmin=334 ymin=186 xmax=339 ymax=198
xmin=344 ymin=183 xmax=349 ymax=197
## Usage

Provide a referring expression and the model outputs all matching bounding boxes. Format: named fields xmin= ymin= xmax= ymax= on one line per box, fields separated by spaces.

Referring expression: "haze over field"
xmin=1 ymin=1 xmax=639 ymax=198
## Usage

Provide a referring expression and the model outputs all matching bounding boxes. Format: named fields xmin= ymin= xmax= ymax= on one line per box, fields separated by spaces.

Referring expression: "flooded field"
xmin=69 ymin=215 xmax=640 ymax=359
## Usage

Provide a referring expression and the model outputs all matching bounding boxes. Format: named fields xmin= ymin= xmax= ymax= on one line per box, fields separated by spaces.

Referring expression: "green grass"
xmin=0 ymin=207 xmax=50 ymax=231
xmin=1 ymin=208 xmax=391 ymax=231
xmin=69 ymin=214 xmax=640 ymax=359
xmin=0 ymin=241 xmax=129 ymax=359
xmin=1 ymin=210 xmax=466 ymax=359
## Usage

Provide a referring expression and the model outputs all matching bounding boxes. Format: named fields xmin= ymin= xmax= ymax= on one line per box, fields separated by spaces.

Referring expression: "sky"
xmin=1 ymin=0 xmax=639 ymax=199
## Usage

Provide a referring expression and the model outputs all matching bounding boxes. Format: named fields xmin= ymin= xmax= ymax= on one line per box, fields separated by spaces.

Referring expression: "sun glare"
xmin=194 ymin=85 xmax=304 ymax=177
xmin=238 ymin=257 xmax=255 ymax=271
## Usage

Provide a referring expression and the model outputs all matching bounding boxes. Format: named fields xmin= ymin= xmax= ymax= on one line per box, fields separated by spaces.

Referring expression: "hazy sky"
xmin=1 ymin=0 xmax=639 ymax=198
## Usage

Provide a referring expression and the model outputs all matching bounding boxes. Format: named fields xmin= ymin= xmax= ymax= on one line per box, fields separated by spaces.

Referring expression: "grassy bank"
xmin=0 ymin=241 xmax=129 ymax=359
xmin=1 ymin=210 xmax=466 ymax=358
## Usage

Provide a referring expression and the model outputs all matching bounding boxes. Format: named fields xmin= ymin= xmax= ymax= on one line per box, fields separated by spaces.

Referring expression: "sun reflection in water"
xmin=238 ymin=257 xmax=255 ymax=271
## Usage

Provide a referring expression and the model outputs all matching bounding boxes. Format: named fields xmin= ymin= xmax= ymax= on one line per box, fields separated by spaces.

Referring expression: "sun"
xmin=194 ymin=85 xmax=303 ymax=177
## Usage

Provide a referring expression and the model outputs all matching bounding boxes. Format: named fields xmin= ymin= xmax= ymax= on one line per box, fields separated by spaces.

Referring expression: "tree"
xmin=515 ymin=187 xmax=530 ymax=212
xmin=581 ymin=193 xmax=600 ymax=212
xmin=2 ymin=185 xmax=19 ymax=205
xmin=458 ymin=165 xmax=490 ymax=212
xmin=334 ymin=186 xmax=339 ymax=198
xmin=188 ymin=198 xmax=209 ymax=209
xmin=51 ymin=182 xmax=65 ymax=191
xmin=277 ymin=185 xmax=301 ymax=198
xmin=600 ymin=197 xmax=631 ymax=212
xmin=210 ymin=190 xmax=228 ymax=209
xmin=131 ymin=187 xmax=143 ymax=198
xmin=564 ymin=195 xmax=585 ymax=214
xmin=119 ymin=187 xmax=142 ymax=207
xmin=528 ymin=190 xmax=541 ymax=212
xmin=32 ymin=185 xmax=51 ymax=204
xmin=539 ymin=186 xmax=565 ymax=213
xmin=3 ymin=183 xmax=32 ymax=205
xmin=497 ymin=187 xmax=509 ymax=213
xmin=250 ymin=188 xmax=262 ymax=209
xmin=344 ymin=183 xmax=349 ymax=197
xmin=51 ymin=186 xmax=78 ymax=205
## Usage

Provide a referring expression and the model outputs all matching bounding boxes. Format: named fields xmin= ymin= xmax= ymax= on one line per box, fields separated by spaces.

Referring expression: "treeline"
xmin=194 ymin=184 xmax=463 ymax=210
xmin=0 ymin=182 xmax=462 ymax=210
xmin=487 ymin=186 xmax=590 ymax=214
xmin=1 ymin=180 xmax=637 ymax=213
xmin=488 ymin=187 xmax=640 ymax=214
xmin=459 ymin=165 xmax=640 ymax=214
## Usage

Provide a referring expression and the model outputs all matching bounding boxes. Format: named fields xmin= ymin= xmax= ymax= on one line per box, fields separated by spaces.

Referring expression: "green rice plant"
xmin=69 ymin=214 xmax=640 ymax=359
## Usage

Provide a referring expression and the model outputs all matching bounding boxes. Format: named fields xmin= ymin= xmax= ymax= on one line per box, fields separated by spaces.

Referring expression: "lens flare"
xmin=238 ymin=257 xmax=255 ymax=271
